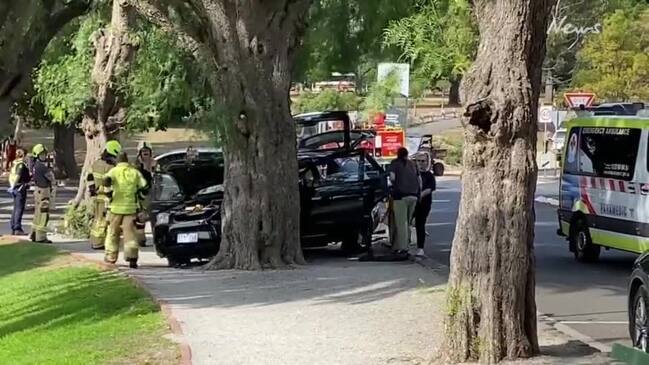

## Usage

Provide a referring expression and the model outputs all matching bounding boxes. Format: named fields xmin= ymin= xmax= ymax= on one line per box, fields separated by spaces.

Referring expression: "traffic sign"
xmin=539 ymin=105 xmax=553 ymax=124
xmin=564 ymin=92 xmax=596 ymax=108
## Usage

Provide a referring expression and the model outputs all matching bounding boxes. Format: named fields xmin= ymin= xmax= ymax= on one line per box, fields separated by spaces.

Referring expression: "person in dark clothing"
xmin=9 ymin=148 xmax=30 ymax=235
xmin=388 ymin=147 xmax=420 ymax=255
xmin=413 ymin=153 xmax=436 ymax=257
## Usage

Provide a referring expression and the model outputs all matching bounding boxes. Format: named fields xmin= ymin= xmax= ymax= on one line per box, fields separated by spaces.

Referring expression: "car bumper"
xmin=154 ymin=222 xmax=220 ymax=259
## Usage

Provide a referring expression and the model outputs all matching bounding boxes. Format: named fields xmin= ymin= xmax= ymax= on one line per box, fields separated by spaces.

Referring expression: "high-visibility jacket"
xmin=87 ymin=159 xmax=114 ymax=197
xmin=9 ymin=158 xmax=27 ymax=188
xmin=105 ymin=163 xmax=148 ymax=215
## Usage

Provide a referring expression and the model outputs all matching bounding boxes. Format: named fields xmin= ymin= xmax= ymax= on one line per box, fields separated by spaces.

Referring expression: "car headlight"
xmin=157 ymin=213 xmax=170 ymax=225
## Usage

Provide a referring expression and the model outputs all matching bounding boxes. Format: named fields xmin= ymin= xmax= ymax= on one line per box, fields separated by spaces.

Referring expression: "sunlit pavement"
xmin=425 ymin=177 xmax=633 ymax=352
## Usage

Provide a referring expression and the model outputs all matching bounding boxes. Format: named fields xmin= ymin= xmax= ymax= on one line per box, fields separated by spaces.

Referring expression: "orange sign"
xmin=377 ymin=130 xmax=405 ymax=158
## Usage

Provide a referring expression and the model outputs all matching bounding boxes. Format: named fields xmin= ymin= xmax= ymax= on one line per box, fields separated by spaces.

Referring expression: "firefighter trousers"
xmin=104 ymin=213 xmax=138 ymax=263
xmin=90 ymin=196 xmax=109 ymax=249
xmin=31 ymin=187 xmax=51 ymax=242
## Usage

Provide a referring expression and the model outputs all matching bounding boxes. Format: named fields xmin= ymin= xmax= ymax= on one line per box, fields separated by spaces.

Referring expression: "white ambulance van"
xmin=557 ymin=115 xmax=649 ymax=262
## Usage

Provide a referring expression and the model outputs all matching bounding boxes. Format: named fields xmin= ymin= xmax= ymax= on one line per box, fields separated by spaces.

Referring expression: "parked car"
xmin=628 ymin=253 xmax=649 ymax=352
xmin=151 ymin=118 xmax=389 ymax=266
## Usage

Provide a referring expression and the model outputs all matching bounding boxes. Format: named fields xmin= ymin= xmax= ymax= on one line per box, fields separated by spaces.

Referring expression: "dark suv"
xmin=151 ymin=113 xmax=388 ymax=266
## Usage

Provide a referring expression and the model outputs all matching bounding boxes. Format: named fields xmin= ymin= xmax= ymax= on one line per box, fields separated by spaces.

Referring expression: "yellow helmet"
xmin=32 ymin=144 xmax=47 ymax=157
xmin=105 ymin=140 xmax=122 ymax=157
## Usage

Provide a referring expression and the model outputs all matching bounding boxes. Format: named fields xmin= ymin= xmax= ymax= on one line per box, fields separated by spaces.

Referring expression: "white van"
xmin=557 ymin=116 xmax=649 ymax=262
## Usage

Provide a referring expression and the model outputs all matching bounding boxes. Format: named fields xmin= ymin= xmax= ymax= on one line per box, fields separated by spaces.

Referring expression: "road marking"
xmin=425 ymin=223 xmax=454 ymax=227
xmin=539 ymin=313 xmax=613 ymax=353
xmin=559 ymin=320 xmax=628 ymax=325
xmin=432 ymin=200 xmax=450 ymax=203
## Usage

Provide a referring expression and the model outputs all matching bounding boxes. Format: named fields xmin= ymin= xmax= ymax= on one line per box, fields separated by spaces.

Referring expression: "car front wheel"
xmin=571 ymin=220 xmax=600 ymax=262
xmin=632 ymin=286 xmax=649 ymax=353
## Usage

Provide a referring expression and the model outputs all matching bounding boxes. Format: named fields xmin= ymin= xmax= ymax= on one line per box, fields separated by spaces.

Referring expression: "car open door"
xmin=295 ymin=111 xmax=352 ymax=150
xmin=301 ymin=151 xmax=366 ymax=245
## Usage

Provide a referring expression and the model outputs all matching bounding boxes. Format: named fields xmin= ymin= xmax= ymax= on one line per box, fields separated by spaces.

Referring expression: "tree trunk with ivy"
xmin=133 ymin=0 xmax=309 ymax=270
xmin=0 ymin=0 xmax=90 ymax=128
xmin=73 ymin=0 xmax=137 ymax=205
xmin=441 ymin=0 xmax=555 ymax=363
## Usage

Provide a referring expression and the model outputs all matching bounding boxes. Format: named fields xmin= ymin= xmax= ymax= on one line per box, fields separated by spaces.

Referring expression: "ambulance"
xmin=557 ymin=115 xmax=649 ymax=262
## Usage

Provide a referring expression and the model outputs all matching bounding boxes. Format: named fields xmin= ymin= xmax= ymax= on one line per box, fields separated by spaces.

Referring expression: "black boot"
xmin=127 ymin=259 xmax=138 ymax=269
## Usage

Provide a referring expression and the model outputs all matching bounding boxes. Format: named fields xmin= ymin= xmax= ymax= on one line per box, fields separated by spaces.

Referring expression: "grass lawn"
xmin=0 ymin=241 xmax=178 ymax=365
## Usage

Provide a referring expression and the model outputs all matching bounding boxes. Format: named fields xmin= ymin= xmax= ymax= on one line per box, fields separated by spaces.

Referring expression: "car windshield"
xmin=152 ymin=174 xmax=182 ymax=201
xmin=296 ymin=119 xmax=346 ymax=140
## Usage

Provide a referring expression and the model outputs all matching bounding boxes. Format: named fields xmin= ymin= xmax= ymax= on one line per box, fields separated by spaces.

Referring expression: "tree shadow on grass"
xmin=0 ymin=243 xmax=60 ymax=278
xmin=0 ymin=267 xmax=158 ymax=339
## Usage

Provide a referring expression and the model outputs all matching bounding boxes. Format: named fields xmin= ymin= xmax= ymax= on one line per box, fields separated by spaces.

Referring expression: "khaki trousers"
xmin=89 ymin=196 xmax=110 ymax=248
xmin=104 ymin=213 xmax=138 ymax=262
xmin=31 ymin=187 xmax=51 ymax=241
xmin=392 ymin=196 xmax=418 ymax=251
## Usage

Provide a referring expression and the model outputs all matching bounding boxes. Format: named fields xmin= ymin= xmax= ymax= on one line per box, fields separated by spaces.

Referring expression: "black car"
xmin=628 ymin=253 xmax=649 ymax=352
xmin=151 ymin=113 xmax=388 ymax=266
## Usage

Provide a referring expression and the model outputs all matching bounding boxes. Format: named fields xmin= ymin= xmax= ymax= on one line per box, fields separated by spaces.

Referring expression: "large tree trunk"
xmin=441 ymin=0 xmax=555 ymax=363
xmin=53 ymin=123 xmax=78 ymax=179
xmin=448 ymin=77 xmax=461 ymax=106
xmin=0 ymin=1 xmax=90 ymax=128
xmin=73 ymin=0 xmax=136 ymax=205
xmin=203 ymin=1 xmax=309 ymax=270
xmin=132 ymin=0 xmax=309 ymax=270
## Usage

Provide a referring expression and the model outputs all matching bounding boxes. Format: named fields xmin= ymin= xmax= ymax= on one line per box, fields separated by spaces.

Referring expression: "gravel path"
xmin=50 ymin=238 xmax=615 ymax=365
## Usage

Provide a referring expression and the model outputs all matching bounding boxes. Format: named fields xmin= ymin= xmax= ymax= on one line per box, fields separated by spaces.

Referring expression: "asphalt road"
xmin=408 ymin=117 xmax=462 ymax=135
xmin=426 ymin=177 xmax=636 ymax=351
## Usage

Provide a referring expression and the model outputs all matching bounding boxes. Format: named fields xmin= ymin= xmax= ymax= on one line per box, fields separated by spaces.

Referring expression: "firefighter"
xmin=134 ymin=143 xmax=155 ymax=247
xmin=103 ymin=152 xmax=148 ymax=268
xmin=30 ymin=144 xmax=55 ymax=243
xmin=87 ymin=140 xmax=122 ymax=249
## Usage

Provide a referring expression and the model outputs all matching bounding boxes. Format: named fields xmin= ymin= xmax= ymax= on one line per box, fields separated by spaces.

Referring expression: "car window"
xmin=319 ymin=155 xmax=362 ymax=183
xmin=153 ymin=174 xmax=182 ymax=201
xmin=575 ymin=127 xmax=641 ymax=180
xmin=563 ymin=128 xmax=580 ymax=174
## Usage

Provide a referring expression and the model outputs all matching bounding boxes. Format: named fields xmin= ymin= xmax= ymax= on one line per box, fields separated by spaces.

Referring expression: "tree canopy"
xmin=29 ymin=7 xmax=210 ymax=132
xmin=383 ymin=0 xmax=476 ymax=92
xmin=571 ymin=5 xmax=649 ymax=101
xmin=294 ymin=0 xmax=417 ymax=87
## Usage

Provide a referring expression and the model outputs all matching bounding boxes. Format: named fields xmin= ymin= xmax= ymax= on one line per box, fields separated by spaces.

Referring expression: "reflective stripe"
xmin=9 ymin=160 xmax=25 ymax=187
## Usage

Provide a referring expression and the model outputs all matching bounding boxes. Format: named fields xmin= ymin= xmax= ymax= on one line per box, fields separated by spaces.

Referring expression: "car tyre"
xmin=631 ymin=285 xmax=649 ymax=353
xmin=167 ymin=257 xmax=189 ymax=268
xmin=571 ymin=220 xmax=600 ymax=263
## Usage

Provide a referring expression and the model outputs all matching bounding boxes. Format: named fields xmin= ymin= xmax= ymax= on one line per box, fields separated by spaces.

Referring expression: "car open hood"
xmin=155 ymin=159 xmax=224 ymax=201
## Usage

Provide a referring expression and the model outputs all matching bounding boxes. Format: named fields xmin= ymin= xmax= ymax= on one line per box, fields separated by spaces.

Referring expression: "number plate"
xmin=177 ymin=232 xmax=199 ymax=244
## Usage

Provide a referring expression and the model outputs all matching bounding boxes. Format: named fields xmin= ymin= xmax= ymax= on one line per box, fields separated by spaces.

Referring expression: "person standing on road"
xmin=413 ymin=153 xmax=435 ymax=258
xmin=86 ymin=140 xmax=122 ymax=249
xmin=30 ymin=144 xmax=55 ymax=243
xmin=103 ymin=152 xmax=148 ymax=268
xmin=134 ymin=143 xmax=155 ymax=247
xmin=388 ymin=147 xmax=420 ymax=256
xmin=8 ymin=148 xmax=30 ymax=235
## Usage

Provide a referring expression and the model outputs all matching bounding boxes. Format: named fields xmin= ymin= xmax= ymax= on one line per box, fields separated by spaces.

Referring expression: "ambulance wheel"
xmin=572 ymin=220 xmax=600 ymax=263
